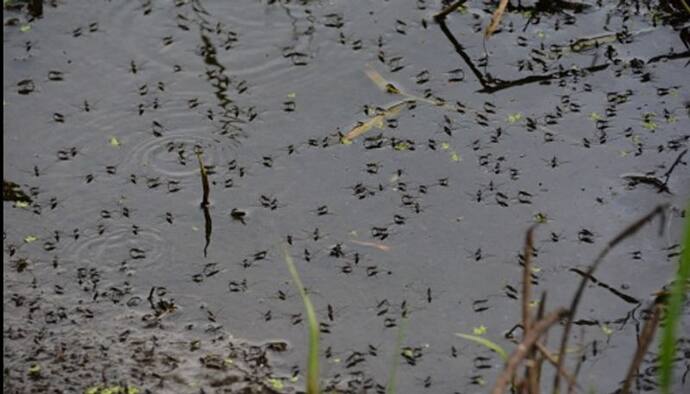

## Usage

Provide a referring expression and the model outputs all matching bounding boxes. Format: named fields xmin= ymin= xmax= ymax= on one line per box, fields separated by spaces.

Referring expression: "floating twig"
xmin=433 ymin=0 xmax=468 ymax=23
xmin=661 ymin=148 xmax=688 ymax=192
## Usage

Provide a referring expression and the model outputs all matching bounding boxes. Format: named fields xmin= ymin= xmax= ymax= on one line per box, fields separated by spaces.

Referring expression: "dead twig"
xmin=485 ymin=0 xmax=509 ymax=38
xmin=492 ymin=308 xmax=568 ymax=394
xmin=553 ymin=205 xmax=667 ymax=392
xmin=534 ymin=342 xmax=579 ymax=389
xmin=620 ymin=303 xmax=663 ymax=394
xmin=661 ymin=148 xmax=688 ymax=192
xmin=533 ymin=292 xmax=548 ymax=390
xmin=433 ymin=0 xmax=468 ymax=23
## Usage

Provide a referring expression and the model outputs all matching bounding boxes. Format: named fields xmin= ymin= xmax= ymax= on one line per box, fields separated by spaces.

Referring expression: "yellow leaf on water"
xmin=15 ymin=201 xmax=29 ymax=209
xmin=440 ymin=142 xmax=450 ymax=150
xmin=507 ymin=113 xmax=523 ymax=124
xmin=267 ymin=378 xmax=284 ymax=390
xmin=28 ymin=364 xmax=40 ymax=375
xmin=473 ymin=325 xmax=487 ymax=336
xmin=394 ymin=141 xmax=410 ymax=151
xmin=342 ymin=101 xmax=407 ymax=142
xmin=450 ymin=151 xmax=461 ymax=162
xmin=601 ymin=324 xmax=613 ymax=336
xmin=109 ymin=137 xmax=121 ymax=147
xmin=24 ymin=235 xmax=38 ymax=243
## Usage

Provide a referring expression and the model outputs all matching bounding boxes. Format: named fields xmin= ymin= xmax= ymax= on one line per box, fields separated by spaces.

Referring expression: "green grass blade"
xmin=386 ymin=317 xmax=407 ymax=394
xmin=283 ymin=245 xmax=320 ymax=394
xmin=455 ymin=333 xmax=508 ymax=362
xmin=659 ymin=201 xmax=690 ymax=393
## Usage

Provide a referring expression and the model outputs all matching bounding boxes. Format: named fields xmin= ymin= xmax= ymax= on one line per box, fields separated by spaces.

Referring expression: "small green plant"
xmin=283 ymin=246 xmax=320 ymax=394
xmin=455 ymin=332 xmax=508 ymax=361
xmin=386 ymin=317 xmax=407 ymax=394
xmin=658 ymin=201 xmax=690 ymax=393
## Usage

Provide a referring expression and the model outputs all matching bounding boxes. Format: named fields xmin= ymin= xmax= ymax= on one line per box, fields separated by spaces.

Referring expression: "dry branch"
xmin=492 ymin=308 xmax=568 ymax=394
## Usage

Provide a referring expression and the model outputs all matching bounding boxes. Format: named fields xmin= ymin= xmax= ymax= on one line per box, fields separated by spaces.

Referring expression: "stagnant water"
xmin=4 ymin=1 xmax=689 ymax=393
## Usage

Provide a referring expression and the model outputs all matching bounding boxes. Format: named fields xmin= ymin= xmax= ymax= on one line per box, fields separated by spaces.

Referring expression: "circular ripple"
xmin=122 ymin=132 xmax=232 ymax=179
xmin=64 ymin=223 xmax=170 ymax=273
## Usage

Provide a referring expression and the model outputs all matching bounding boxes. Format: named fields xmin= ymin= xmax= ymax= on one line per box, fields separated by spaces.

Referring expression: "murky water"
xmin=4 ymin=1 xmax=689 ymax=393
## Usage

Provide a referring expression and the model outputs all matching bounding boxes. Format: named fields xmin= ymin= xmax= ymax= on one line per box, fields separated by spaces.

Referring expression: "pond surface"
xmin=4 ymin=0 xmax=690 ymax=393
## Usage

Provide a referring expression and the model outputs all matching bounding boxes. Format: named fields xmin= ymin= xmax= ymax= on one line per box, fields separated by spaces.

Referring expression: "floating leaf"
xmin=642 ymin=120 xmax=657 ymax=130
xmin=393 ymin=141 xmax=410 ymax=151
xmin=268 ymin=378 xmax=284 ymax=390
xmin=440 ymin=142 xmax=450 ymax=150
xmin=20 ymin=24 xmax=32 ymax=33
xmin=507 ymin=113 xmax=523 ymax=124
xmin=24 ymin=235 xmax=38 ymax=243
xmin=534 ymin=212 xmax=548 ymax=224
xmin=589 ymin=112 xmax=602 ymax=121
xmin=601 ymin=324 xmax=613 ymax=336
xmin=473 ymin=325 xmax=487 ymax=336
xmin=85 ymin=386 xmax=140 ymax=394
xmin=456 ymin=333 xmax=508 ymax=361
xmin=342 ymin=101 xmax=407 ymax=142
xmin=28 ymin=364 xmax=40 ymax=375
xmin=109 ymin=137 xmax=121 ymax=147
xmin=365 ymin=67 xmax=402 ymax=94
xmin=15 ymin=201 xmax=29 ymax=209
xmin=350 ymin=239 xmax=391 ymax=252
xmin=450 ymin=151 xmax=461 ymax=162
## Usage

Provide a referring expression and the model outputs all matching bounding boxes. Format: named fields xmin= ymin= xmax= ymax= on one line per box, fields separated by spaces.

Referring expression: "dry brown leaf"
xmin=342 ymin=101 xmax=408 ymax=142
